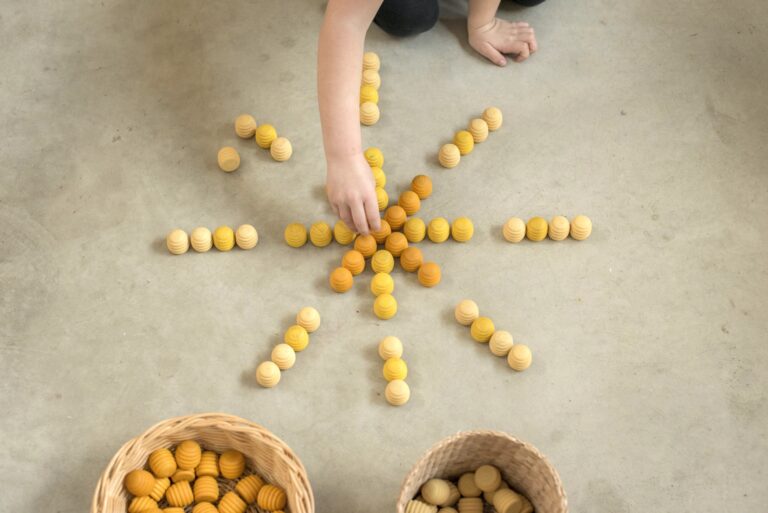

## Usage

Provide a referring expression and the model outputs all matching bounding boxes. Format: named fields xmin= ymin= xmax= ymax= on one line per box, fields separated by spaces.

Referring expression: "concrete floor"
xmin=1 ymin=0 xmax=767 ymax=511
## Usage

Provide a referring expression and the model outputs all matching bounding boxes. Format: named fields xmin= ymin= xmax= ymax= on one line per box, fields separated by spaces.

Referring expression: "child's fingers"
xmin=364 ymin=198 xmax=381 ymax=232
xmin=479 ymin=41 xmax=507 ymax=67
xmin=339 ymin=204 xmax=354 ymax=233
xmin=509 ymin=41 xmax=530 ymax=62
xmin=350 ymin=201 xmax=370 ymax=235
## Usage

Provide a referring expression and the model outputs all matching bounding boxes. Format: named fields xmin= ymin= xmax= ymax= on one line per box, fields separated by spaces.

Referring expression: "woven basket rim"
xmin=91 ymin=412 xmax=314 ymax=513
xmin=398 ymin=429 xmax=567 ymax=512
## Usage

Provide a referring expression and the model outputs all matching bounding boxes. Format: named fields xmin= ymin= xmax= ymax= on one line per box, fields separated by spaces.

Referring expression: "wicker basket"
xmin=91 ymin=413 xmax=314 ymax=513
xmin=397 ymin=430 xmax=567 ymax=513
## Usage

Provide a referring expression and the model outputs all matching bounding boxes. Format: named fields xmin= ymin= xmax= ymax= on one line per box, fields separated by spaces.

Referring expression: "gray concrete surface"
xmin=1 ymin=0 xmax=767 ymax=511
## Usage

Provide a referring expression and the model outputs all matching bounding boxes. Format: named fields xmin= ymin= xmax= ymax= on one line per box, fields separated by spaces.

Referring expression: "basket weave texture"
xmin=91 ymin=413 xmax=314 ymax=513
xmin=397 ymin=430 xmax=567 ymax=513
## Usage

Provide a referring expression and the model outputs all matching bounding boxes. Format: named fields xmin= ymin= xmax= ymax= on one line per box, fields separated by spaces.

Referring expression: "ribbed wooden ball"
xmin=482 ymin=107 xmax=503 ymax=131
xmin=453 ymin=130 xmax=474 ymax=156
xmin=400 ymin=247 xmax=423 ymax=273
xmin=192 ymin=503 xmax=217 ymax=513
xmin=148 ymin=448 xmax=177 ymax=478
xmin=354 ymin=234 xmax=377 ymax=257
xmin=474 ymin=464 xmax=502 ymax=492
xmin=342 ymin=249 xmax=366 ymax=275
xmin=360 ymin=101 xmax=380 ymax=125
xmin=124 ymin=469 xmax=155 ymax=497
xmin=329 ymin=266 xmax=354 ymax=293
xmin=502 ymin=217 xmax=526 ymax=243
xmin=385 ymin=205 xmax=407 ymax=231
xmin=219 ymin=450 xmax=245 ymax=479
xmin=219 ymin=491 xmax=246 ymax=513
xmin=526 ymin=217 xmax=548 ymax=241
xmin=296 ymin=306 xmax=321 ymax=332
xmin=457 ymin=472 xmax=481 ymax=497
xmin=410 ymin=174 xmax=433 ymax=199
xmin=374 ymin=293 xmax=398 ymax=320
xmin=385 ymin=379 xmax=410 ymax=406
xmin=493 ymin=489 xmax=525 ymax=513
xmin=213 ymin=225 xmax=235 ymax=251
xmin=150 ymin=478 xmax=171 ymax=501
xmin=398 ymin=190 xmax=421 ymax=216
xmin=234 ymin=114 xmax=257 ymax=139
xmin=271 ymin=343 xmax=296 ymax=370
xmin=489 ymin=330 xmax=514 ymax=357
xmin=548 ymin=215 xmax=570 ymax=241
xmin=166 ymin=481 xmax=193 ymax=507
xmin=196 ymin=451 xmax=218 ymax=477
xmin=128 ymin=496 xmax=158 ymax=513
xmin=372 ymin=249 xmax=395 ymax=273
xmin=217 ymin=146 xmax=240 ymax=172
xmin=310 ymin=221 xmax=333 ymax=247
xmin=174 ymin=440 xmax=201 ymax=470
xmin=468 ymin=118 xmax=489 ymax=143
xmin=257 ymin=484 xmax=287 ymax=511
xmin=507 ymin=344 xmax=532 ymax=371
xmin=333 ymin=220 xmax=357 ymax=245
xmin=372 ymin=219 xmax=392 ymax=244
xmin=284 ymin=324 xmax=309 ymax=352
xmin=428 ymin=217 xmax=450 ymax=243
xmin=371 ymin=272 xmax=395 ymax=296
xmin=166 ymin=229 xmax=189 ymax=255
xmin=404 ymin=217 xmax=426 ymax=243
xmin=171 ymin=469 xmax=195 ymax=482
xmin=451 ymin=217 xmax=474 ymax=242
xmin=378 ymin=336 xmax=403 ymax=360
xmin=193 ymin=475 xmax=219 ymax=503
xmin=470 ymin=317 xmax=495 ymax=343
xmin=284 ymin=223 xmax=308 ymax=248
xmin=362 ymin=51 xmax=381 ymax=71
xmin=255 ymin=361 xmax=281 ymax=388
xmin=364 ymin=146 xmax=384 ymax=168
xmin=190 ymin=227 xmax=212 ymax=253
xmin=454 ymin=299 xmax=479 ymax=326
xmin=383 ymin=357 xmax=408 ymax=380
xmin=235 ymin=224 xmax=258 ymax=249
xmin=270 ymin=137 xmax=292 ymax=162
xmin=457 ymin=497 xmax=483 ymax=513
xmin=421 ymin=479 xmax=451 ymax=506
xmin=371 ymin=166 xmax=387 ymax=188
xmin=255 ymin=124 xmax=277 ymax=149
xmin=362 ymin=69 xmax=381 ymax=89
xmin=234 ymin=474 xmax=265 ymax=504
xmin=406 ymin=499 xmax=437 ymax=513
xmin=570 ymin=214 xmax=592 ymax=240
xmin=376 ymin=187 xmax=389 ymax=211
xmin=385 ymin=232 xmax=409 ymax=257
xmin=360 ymin=85 xmax=379 ymax=104
xmin=438 ymin=143 xmax=461 ymax=168
xmin=418 ymin=262 xmax=441 ymax=287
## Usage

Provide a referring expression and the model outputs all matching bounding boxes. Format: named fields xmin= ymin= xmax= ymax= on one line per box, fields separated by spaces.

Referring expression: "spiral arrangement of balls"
xmin=360 ymin=51 xmax=381 ymax=126
xmin=406 ymin=464 xmax=534 ymax=513
xmin=438 ymin=107 xmax=502 ymax=169
xmin=454 ymin=300 xmax=532 ymax=372
xmin=217 ymin=113 xmax=293 ymax=172
xmin=165 ymin=224 xmax=259 ymax=255
xmin=378 ymin=336 xmax=410 ymax=406
xmin=254 ymin=307 xmax=322 ymax=388
xmin=502 ymin=215 xmax=592 ymax=243
xmin=122 ymin=440 xmax=289 ymax=513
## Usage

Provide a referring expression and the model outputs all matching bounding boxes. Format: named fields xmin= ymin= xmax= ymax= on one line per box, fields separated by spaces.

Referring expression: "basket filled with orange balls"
xmin=91 ymin=413 xmax=314 ymax=513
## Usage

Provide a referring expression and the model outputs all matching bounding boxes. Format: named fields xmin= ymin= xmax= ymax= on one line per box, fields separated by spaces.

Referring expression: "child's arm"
xmin=318 ymin=0 xmax=383 ymax=234
xmin=467 ymin=0 xmax=538 ymax=66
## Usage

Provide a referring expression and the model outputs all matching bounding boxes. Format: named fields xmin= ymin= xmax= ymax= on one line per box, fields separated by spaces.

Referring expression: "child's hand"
xmin=326 ymin=155 xmax=381 ymax=235
xmin=468 ymin=18 xmax=537 ymax=67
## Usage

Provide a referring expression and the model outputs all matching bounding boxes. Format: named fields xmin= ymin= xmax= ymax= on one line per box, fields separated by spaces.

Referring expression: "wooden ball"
xmin=333 ymin=220 xmax=357 ymax=245
xmin=374 ymin=293 xmax=398 ymax=320
xmin=234 ymin=474 xmax=265 ymax=504
xmin=493 ymin=489 xmax=525 ymax=513
xmin=329 ymin=266 xmax=354 ymax=293
xmin=270 ymin=137 xmax=292 ymax=161
xmin=489 ymin=330 xmax=514 ymax=356
xmin=451 ymin=217 xmax=474 ymax=242
xmin=219 ymin=491 xmax=247 ymax=513
xmin=548 ymin=215 xmax=570 ymax=241
xmin=418 ymin=262 xmax=441 ymax=287
xmin=470 ymin=317 xmax=495 ymax=343
xmin=196 ymin=451 xmax=218 ymax=478
xmin=235 ymin=224 xmax=258 ymax=249
xmin=378 ymin=336 xmax=403 ymax=360
xmin=385 ymin=379 xmax=410 ymax=406
xmin=148 ymin=448 xmax=177 ymax=478
xmin=166 ymin=481 xmax=193 ymax=507
xmin=362 ymin=51 xmax=381 ymax=71
xmin=383 ymin=357 xmax=407 ymax=380
xmin=234 ymin=114 xmax=257 ymax=139
xmin=526 ymin=217 xmax=548 ymax=241
xmin=453 ymin=130 xmax=474 ymax=156
xmin=217 ymin=146 xmax=240 ymax=172
xmin=371 ymin=219 xmax=392 ymax=244
xmin=371 ymin=166 xmax=387 ymax=188
xmin=410 ymin=174 xmax=433 ymax=199
xmin=376 ymin=187 xmax=390 ymax=211
xmin=171 ymin=468 xmax=195 ymax=483
xmin=364 ymin=147 xmax=384 ymax=168
xmin=213 ymin=225 xmax=235 ymax=251
xmin=284 ymin=324 xmax=309 ymax=352
xmin=354 ymin=234 xmax=377 ymax=258
xmin=507 ymin=344 xmax=532 ymax=371
xmin=502 ymin=217 xmax=526 ymax=243
xmin=174 ymin=440 xmax=201 ymax=470
xmin=421 ymin=479 xmax=451 ymax=506
xmin=362 ymin=68 xmax=381 ymax=89
xmin=310 ymin=221 xmax=333 ymax=247
xmin=570 ymin=214 xmax=592 ymax=240
xmin=219 ymin=450 xmax=246 ymax=479
xmin=255 ymin=124 xmax=277 ymax=149
xmin=284 ymin=223 xmax=308 ymax=248
xmin=193 ymin=475 xmax=219 ymax=503
xmin=406 ymin=500 xmax=437 ymax=513
xmin=342 ymin=249 xmax=366 ymax=275
xmin=257 ymin=484 xmax=287 ymax=511
xmin=384 ymin=232 xmax=408 ymax=257
xmin=427 ymin=218 xmax=450 ymax=243
xmin=398 ymin=190 xmax=421 ymax=215
xmin=474 ymin=464 xmax=502 ymax=492
xmin=166 ymin=229 xmax=189 ymax=255
xmin=296 ymin=306 xmax=321 ymax=332
xmin=385 ymin=206 xmax=407 ymax=231
xmin=371 ymin=249 xmax=395 ymax=273
xmin=457 ymin=497 xmax=483 ymax=513
xmin=256 ymin=361 xmax=281 ymax=388
xmin=360 ymin=102 xmax=380 ymax=125
xmin=124 ymin=469 xmax=155 ymax=497
xmin=128 ymin=496 xmax=158 ymax=513
xmin=438 ymin=144 xmax=460 ymax=168
xmin=454 ymin=299 xmax=479 ymax=326
xmin=468 ymin=118 xmax=489 ymax=143
xmin=457 ymin=472 xmax=482 ymax=497
xmin=192 ymin=503 xmax=217 ymax=513
xmin=404 ymin=217 xmax=426 ymax=243
xmin=271 ymin=343 xmax=296 ymax=370
xmin=400 ymin=247 xmax=423 ymax=273
xmin=482 ymin=107 xmax=503 ymax=131
xmin=190 ymin=227 xmax=212 ymax=252
xmin=360 ymin=85 xmax=379 ymax=104
xmin=371 ymin=272 xmax=395 ymax=296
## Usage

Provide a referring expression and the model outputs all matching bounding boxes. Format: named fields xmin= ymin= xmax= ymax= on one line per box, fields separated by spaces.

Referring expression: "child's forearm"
xmin=317 ymin=0 xmax=382 ymax=164
xmin=468 ymin=0 xmax=500 ymax=29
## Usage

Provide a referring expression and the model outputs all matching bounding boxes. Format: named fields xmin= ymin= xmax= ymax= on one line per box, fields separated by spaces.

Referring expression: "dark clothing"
xmin=374 ymin=0 xmax=545 ymax=37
